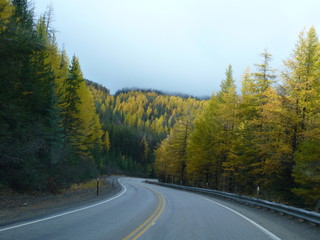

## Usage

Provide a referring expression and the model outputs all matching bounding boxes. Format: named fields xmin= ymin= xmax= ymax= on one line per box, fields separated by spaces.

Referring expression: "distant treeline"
xmin=114 ymin=87 xmax=210 ymax=100
xmin=87 ymin=82 xmax=205 ymax=176
xmin=155 ymin=28 xmax=320 ymax=208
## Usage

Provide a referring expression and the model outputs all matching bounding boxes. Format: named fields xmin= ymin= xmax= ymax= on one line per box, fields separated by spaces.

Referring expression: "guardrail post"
xmin=315 ymin=200 xmax=320 ymax=212
xmin=96 ymin=178 xmax=100 ymax=196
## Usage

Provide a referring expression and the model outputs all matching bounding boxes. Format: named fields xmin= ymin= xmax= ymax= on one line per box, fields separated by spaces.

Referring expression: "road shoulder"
xmin=0 ymin=176 xmax=122 ymax=227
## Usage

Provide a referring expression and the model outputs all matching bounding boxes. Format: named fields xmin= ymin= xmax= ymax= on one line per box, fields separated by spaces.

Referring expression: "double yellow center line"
xmin=122 ymin=190 xmax=165 ymax=240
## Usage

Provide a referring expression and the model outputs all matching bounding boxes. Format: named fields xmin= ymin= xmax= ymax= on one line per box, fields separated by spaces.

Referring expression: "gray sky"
xmin=34 ymin=0 xmax=320 ymax=97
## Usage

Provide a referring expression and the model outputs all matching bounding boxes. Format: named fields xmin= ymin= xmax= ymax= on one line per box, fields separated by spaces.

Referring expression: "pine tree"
xmin=241 ymin=51 xmax=278 ymax=194
xmin=60 ymin=55 xmax=84 ymax=155
xmin=34 ymin=15 xmax=65 ymax=166
xmin=155 ymin=138 xmax=170 ymax=182
xmin=76 ymin=80 xmax=103 ymax=157
xmin=255 ymin=87 xmax=294 ymax=196
xmin=233 ymin=68 xmax=261 ymax=193
xmin=104 ymin=130 xmax=111 ymax=152
xmin=282 ymin=27 xmax=320 ymax=204
xmin=187 ymin=95 xmax=220 ymax=188
xmin=141 ymin=136 xmax=149 ymax=163
xmin=253 ymin=50 xmax=277 ymax=95
xmin=0 ymin=0 xmax=64 ymax=190
xmin=168 ymin=118 xmax=192 ymax=184
xmin=216 ymin=65 xmax=240 ymax=192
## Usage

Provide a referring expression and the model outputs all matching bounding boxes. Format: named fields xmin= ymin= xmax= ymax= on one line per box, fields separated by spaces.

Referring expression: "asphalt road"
xmin=0 ymin=178 xmax=319 ymax=240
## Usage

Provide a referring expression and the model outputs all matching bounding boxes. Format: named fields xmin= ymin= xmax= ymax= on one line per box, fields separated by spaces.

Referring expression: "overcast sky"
xmin=34 ymin=0 xmax=320 ymax=97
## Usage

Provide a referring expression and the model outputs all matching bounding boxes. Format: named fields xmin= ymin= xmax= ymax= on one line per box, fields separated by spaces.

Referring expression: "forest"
xmin=0 ymin=0 xmax=204 ymax=192
xmin=155 ymin=29 xmax=320 ymax=208
xmin=0 ymin=0 xmax=105 ymax=192
xmin=1 ymin=0 xmax=319 ymax=209
xmin=87 ymin=82 xmax=205 ymax=176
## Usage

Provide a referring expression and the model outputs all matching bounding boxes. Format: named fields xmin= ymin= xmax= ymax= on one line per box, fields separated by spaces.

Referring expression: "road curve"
xmin=0 ymin=178 xmax=318 ymax=240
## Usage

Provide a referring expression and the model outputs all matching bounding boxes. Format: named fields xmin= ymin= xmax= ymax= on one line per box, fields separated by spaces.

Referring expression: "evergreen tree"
xmin=104 ymin=130 xmax=111 ymax=152
xmin=240 ymin=51 xmax=278 ymax=194
xmin=253 ymin=50 xmax=277 ymax=95
xmin=187 ymin=95 xmax=220 ymax=188
xmin=0 ymin=0 xmax=64 ymax=190
xmin=155 ymin=138 xmax=170 ymax=182
xmin=216 ymin=65 xmax=240 ymax=191
xmin=282 ymin=27 xmax=320 ymax=204
xmin=60 ymin=55 xmax=84 ymax=155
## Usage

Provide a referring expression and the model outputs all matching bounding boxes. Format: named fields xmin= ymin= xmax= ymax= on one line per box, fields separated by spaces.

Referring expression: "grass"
xmin=69 ymin=176 xmax=108 ymax=192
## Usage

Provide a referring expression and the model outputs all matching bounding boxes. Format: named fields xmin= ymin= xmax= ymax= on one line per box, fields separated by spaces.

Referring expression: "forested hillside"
xmin=0 ymin=0 xmax=106 ymax=192
xmin=0 ymin=0 xmax=205 ymax=192
xmin=155 ymin=28 xmax=320 ymax=208
xmin=87 ymin=83 xmax=205 ymax=176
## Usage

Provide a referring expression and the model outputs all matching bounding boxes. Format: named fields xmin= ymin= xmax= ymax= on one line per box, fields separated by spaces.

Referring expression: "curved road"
xmin=0 ymin=178 xmax=319 ymax=240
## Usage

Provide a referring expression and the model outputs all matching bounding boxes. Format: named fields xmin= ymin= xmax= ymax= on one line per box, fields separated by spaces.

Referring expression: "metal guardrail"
xmin=145 ymin=180 xmax=320 ymax=225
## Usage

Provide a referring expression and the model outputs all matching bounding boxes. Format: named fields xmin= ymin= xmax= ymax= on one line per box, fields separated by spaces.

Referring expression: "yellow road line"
xmin=122 ymin=193 xmax=161 ymax=240
xmin=132 ymin=194 xmax=165 ymax=240
xmin=122 ymin=191 xmax=165 ymax=240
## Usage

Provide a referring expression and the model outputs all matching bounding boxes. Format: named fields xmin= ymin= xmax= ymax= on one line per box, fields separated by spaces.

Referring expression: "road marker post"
xmin=315 ymin=200 xmax=320 ymax=212
xmin=97 ymin=178 xmax=100 ymax=196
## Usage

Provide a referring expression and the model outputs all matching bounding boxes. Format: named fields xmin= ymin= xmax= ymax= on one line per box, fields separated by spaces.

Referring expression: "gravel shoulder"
xmin=0 ymin=176 xmax=122 ymax=227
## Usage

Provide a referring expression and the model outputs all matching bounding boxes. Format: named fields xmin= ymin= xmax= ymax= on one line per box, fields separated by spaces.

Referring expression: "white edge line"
xmin=200 ymin=197 xmax=282 ymax=240
xmin=0 ymin=180 xmax=127 ymax=232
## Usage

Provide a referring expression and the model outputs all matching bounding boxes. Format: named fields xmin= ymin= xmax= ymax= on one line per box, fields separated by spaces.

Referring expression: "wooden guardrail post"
xmin=96 ymin=178 xmax=100 ymax=196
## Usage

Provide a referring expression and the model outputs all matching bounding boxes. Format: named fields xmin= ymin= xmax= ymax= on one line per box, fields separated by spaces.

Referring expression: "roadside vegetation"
xmin=155 ymin=28 xmax=320 ymax=209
